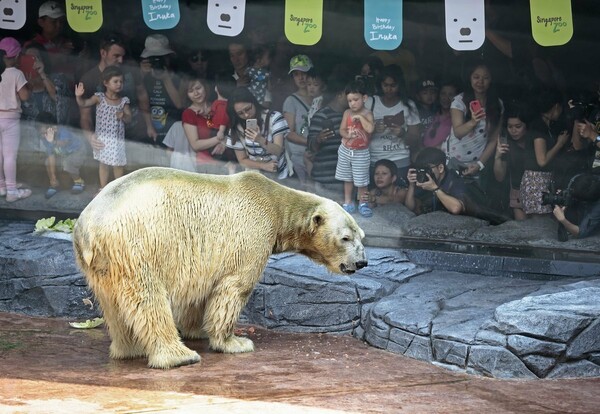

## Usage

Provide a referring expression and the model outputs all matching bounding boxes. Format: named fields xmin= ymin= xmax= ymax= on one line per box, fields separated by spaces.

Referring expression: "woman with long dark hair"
xmin=445 ymin=59 xmax=503 ymax=178
xmin=226 ymin=87 xmax=290 ymax=179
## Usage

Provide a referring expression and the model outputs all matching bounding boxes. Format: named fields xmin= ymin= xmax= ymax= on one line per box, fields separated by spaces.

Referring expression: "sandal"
xmin=45 ymin=187 xmax=59 ymax=199
xmin=0 ymin=182 xmax=24 ymax=197
xmin=71 ymin=180 xmax=85 ymax=194
xmin=6 ymin=188 xmax=32 ymax=203
xmin=358 ymin=202 xmax=373 ymax=218
xmin=342 ymin=203 xmax=356 ymax=214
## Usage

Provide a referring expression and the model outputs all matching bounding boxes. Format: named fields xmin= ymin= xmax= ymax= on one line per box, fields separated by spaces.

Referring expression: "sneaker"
xmin=358 ymin=202 xmax=373 ymax=218
xmin=45 ymin=187 xmax=59 ymax=199
xmin=342 ymin=203 xmax=356 ymax=214
xmin=6 ymin=188 xmax=32 ymax=203
xmin=71 ymin=179 xmax=85 ymax=194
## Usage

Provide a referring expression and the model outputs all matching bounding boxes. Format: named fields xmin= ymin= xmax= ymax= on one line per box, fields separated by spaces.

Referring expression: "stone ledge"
xmin=1 ymin=221 xmax=599 ymax=379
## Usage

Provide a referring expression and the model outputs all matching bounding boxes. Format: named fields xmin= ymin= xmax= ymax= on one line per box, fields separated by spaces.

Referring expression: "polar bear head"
xmin=300 ymin=200 xmax=367 ymax=275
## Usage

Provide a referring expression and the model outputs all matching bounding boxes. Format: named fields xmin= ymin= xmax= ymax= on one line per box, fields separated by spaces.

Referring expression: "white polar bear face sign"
xmin=207 ymin=0 xmax=246 ymax=37
xmin=0 ymin=0 xmax=26 ymax=30
xmin=445 ymin=0 xmax=485 ymax=51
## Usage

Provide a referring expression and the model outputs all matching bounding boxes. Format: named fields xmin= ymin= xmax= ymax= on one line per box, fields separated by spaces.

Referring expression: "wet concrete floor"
xmin=0 ymin=312 xmax=599 ymax=414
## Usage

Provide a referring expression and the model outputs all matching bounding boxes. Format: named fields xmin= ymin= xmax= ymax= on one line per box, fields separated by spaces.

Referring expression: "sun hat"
xmin=0 ymin=37 xmax=22 ymax=58
xmin=39 ymin=1 xmax=65 ymax=19
xmin=140 ymin=34 xmax=175 ymax=58
xmin=288 ymin=54 xmax=313 ymax=74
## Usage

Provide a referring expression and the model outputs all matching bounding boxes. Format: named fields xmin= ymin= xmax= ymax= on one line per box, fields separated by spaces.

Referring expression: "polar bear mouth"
xmin=339 ymin=263 xmax=356 ymax=274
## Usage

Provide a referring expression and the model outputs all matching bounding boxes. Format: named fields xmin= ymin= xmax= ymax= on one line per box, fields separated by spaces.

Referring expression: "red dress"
xmin=182 ymin=108 xmax=214 ymax=164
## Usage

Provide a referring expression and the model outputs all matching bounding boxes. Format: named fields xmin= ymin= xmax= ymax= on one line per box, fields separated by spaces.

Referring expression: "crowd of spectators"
xmin=1 ymin=1 xmax=599 ymax=239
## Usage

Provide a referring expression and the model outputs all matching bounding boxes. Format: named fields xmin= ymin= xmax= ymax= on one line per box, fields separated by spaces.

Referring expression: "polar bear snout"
xmin=356 ymin=260 xmax=368 ymax=269
xmin=339 ymin=260 xmax=367 ymax=274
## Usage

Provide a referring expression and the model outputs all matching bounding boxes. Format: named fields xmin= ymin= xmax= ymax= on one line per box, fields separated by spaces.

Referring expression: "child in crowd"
xmin=75 ymin=66 xmax=131 ymax=193
xmin=337 ymin=81 xmax=375 ymax=217
xmin=246 ymin=44 xmax=271 ymax=106
xmin=360 ymin=159 xmax=407 ymax=208
xmin=210 ymin=76 xmax=235 ymax=143
xmin=423 ymin=79 xmax=459 ymax=149
xmin=36 ymin=112 xmax=86 ymax=198
xmin=304 ymin=69 xmax=327 ymax=178
xmin=0 ymin=37 xmax=32 ymax=202
xmin=414 ymin=78 xmax=439 ymax=140
xmin=306 ymin=69 xmax=326 ymax=125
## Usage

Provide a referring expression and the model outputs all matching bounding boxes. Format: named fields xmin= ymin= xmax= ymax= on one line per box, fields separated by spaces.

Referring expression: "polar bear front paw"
xmin=212 ymin=335 xmax=255 ymax=353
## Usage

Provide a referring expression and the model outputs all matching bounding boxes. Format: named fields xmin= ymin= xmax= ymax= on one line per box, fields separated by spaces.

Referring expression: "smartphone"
xmin=384 ymin=111 xmax=405 ymax=127
xmin=499 ymin=134 xmax=508 ymax=145
xmin=245 ymin=119 xmax=258 ymax=130
xmin=18 ymin=55 xmax=38 ymax=80
xmin=469 ymin=100 xmax=483 ymax=114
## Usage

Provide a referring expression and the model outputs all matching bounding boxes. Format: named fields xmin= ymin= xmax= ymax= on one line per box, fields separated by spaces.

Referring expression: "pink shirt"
xmin=0 ymin=67 xmax=27 ymax=119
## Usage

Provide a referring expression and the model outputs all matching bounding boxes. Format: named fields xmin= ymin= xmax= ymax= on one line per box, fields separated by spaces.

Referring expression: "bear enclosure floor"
xmin=0 ymin=313 xmax=598 ymax=414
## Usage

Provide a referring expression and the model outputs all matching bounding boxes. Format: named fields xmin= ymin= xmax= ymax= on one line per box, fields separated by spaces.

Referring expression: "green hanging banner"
xmin=66 ymin=0 xmax=103 ymax=33
xmin=0 ymin=0 xmax=26 ymax=30
xmin=284 ymin=0 xmax=323 ymax=46
xmin=530 ymin=0 xmax=573 ymax=46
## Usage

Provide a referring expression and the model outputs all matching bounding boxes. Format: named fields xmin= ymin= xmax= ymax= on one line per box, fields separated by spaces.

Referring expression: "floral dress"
xmin=94 ymin=92 xmax=129 ymax=166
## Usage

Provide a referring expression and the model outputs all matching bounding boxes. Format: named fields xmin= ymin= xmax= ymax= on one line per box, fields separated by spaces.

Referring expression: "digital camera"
xmin=149 ymin=56 xmax=166 ymax=70
xmin=416 ymin=168 xmax=431 ymax=183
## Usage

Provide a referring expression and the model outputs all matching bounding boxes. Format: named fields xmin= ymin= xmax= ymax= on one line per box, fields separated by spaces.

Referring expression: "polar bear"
xmin=73 ymin=167 xmax=367 ymax=369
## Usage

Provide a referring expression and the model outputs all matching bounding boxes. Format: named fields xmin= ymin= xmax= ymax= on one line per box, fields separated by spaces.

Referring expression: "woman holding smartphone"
xmin=366 ymin=64 xmax=421 ymax=185
xmin=226 ymin=87 xmax=291 ymax=179
xmin=445 ymin=59 xmax=503 ymax=178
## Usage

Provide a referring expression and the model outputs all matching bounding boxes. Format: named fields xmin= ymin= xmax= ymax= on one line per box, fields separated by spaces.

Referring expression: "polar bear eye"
xmin=342 ymin=236 xmax=351 ymax=242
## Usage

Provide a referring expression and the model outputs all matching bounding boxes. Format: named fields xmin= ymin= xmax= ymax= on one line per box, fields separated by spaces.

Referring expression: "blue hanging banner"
xmin=207 ymin=0 xmax=246 ymax=37
xmin=141 ymin=0 xmax=180 ymax=30
xmin=445 ymin=0 xmax=485 ymax=51
xmin=364 ymin=0 xmax=402 ymax=50
xmin=0 ymin=0 xmax=26 ymax=30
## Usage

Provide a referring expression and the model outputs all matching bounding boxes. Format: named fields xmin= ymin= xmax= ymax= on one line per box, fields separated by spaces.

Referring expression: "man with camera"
xmin=405 ymin=147 xmax=466 ymax=215
xmin=550 ymin=172 xmax=600 ymax=240
xmin=139 ymin=34 xmax=183 ymax=147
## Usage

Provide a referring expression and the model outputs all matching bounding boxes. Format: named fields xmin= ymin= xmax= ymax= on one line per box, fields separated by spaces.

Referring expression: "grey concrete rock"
xmin=494 ymin=288 xmax=600 ymax=342
xmin=468 ymin=216 xmax=556 ymax=245
xmin=387 ymin=328 xmax=413 ymax=354
xmin=507 ymin=335 xmax=567 ymax=357
xmin=474 ymin=329 xmax=507 ymax=346
xmin=433 ymin=339 xmax=469 ymax=367
xmin=566 ymin=319 xmax=600 ymax=359
xmin=401 ymin=211 xmax=487 ymax=239
xmin=547 ymin=360 xmax=600 ymax=379
xmin=432 ymin=308 xmax=494 ymax=344
xmin=468 ymin=345 xmax=537 ymax=379
xmin=521 ymin=354 xmax=557 ymax=378
xmin=404 ymin=334 xmax=433 ymax=362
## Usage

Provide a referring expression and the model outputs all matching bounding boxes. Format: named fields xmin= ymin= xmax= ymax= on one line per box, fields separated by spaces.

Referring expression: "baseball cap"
xmin=288 ymin=54 xmax=313 ymax=74
xmin=39 ymin=1 xmax=65 ymax=19
xmin=140 ymin=34 xmax=175 ymax=58
xmin=417 ymin=79 xmax=438 ymax=92
xmin=0 ymin=37 xmax=22 ymax=58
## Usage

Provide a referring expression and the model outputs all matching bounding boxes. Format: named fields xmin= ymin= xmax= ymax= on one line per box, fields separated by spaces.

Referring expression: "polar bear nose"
xmin=356 ymin=260 xmax=368 ymax=269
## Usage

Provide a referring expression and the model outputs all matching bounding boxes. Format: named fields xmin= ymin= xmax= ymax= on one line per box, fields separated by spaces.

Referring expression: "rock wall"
xmin=1 ymin=221 xmax=599 ymax=379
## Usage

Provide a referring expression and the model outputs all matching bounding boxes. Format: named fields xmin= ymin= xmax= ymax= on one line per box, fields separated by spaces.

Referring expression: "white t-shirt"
xmin=445 ymin=93 xmax=503 ymax=163
xmin=367 ymin=95 xmax=420 ymax=167
xmin=0 ymin=67 xmax=27 ymax=119
xmin=163 ymin=121 xmax=196 ymax=172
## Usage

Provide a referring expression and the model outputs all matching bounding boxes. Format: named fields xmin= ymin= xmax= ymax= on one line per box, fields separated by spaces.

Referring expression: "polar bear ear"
xmin=309 ymin=210 xmax=325 ymax=234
